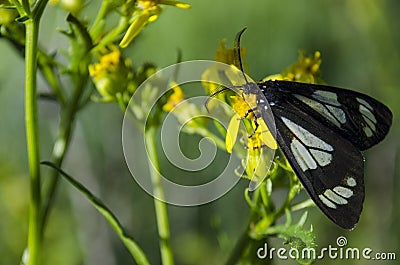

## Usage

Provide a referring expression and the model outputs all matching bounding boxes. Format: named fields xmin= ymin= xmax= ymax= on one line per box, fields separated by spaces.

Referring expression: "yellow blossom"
xmin=226 ymin=94 xmax=277 ymax=154
xmin=89 ymin=46 xmax=133 ymax=101
xmin=202 ymin=39 xmax=247 ymax=96
xmin=120 ymin=0 xmax=190 ymax=48
xmin=162 ymin=82 xmax=184 ymax=112
xmin=215 ymin=39 xmax=246 ymax=66
xmin=264 ymin=51 xmax=322 ymax=84
xmin=162 ymin=82 xmax=203 ymax=129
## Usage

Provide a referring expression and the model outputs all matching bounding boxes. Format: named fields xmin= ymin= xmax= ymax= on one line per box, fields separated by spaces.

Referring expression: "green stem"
xmin=41 ymin=75 xmax=87 ymax=232
xmin=25 ymin=18 xmax=41 ymax=265
xmin=89 ymin=0 xmax=113 ymax=40
xmin=10 ymin=0 xmax=26 ymax=16
xmin=40 ymin=106 xmax=76 ymax=231
xmin=21 ymin=0 xmax=30 ymax=14
xmin=116 ymin=92 xmax=127 ymax=112
xmin=226 ymin=187 xmax=272 ymax=265
xmin=291 ymin=199 xmax=314 ymax=212
xmin=91 ymin=16 xmax=129 ymax=53
xmin=225 ymin=208 xmax=258 ymax=265
xmin=37 ymin=50 xmax=66 ymax=106
xmin=145 ymin=127 xmax=174 ymax=265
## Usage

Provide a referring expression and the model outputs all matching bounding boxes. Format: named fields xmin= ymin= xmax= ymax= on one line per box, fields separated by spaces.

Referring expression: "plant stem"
xmin=145 ymin=127 xmax=174 ymax=265
xmin=226 ymin=185 xmax=274 ymax=265
xmin=40 ymin=106 xmax=76 ymax=231
xmin=225 ymin=209 xmax=258 ymax=265
xmin=25 ymin=18 xmax=41 ymax=265
xmin=41 ymin=73 xmax=88 ymax=232
xmin=225 ymin=186 xmax=263 ymax=265
xmin=90 ymin=0 xmax=113 ymax=40
xmin=91 ymin=16 xmax=129 ymax=53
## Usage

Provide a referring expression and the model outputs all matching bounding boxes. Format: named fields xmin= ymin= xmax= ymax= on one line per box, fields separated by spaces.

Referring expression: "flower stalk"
xmin=24 ymin=17 xmax=41 ymax=265
xmin=145 ymin=126 xmax=174 ymax=265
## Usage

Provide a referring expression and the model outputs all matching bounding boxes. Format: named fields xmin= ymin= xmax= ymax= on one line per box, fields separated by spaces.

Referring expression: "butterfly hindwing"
xmin=261 ymin=80 xmax=392 ymax=151
xmin=270 ymin=100 xmax=365 ymax=229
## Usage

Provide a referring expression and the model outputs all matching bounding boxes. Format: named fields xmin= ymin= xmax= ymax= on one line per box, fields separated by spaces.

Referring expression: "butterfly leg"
xmin=239 ymin=107 xmax=260 ymax=138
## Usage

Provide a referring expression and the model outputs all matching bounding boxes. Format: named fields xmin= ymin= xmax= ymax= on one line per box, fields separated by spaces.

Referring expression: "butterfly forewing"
xmin=271 ymin=101 xmax=365 ymax=229
xmin=262 ymin=80 xmax=392 ymax=151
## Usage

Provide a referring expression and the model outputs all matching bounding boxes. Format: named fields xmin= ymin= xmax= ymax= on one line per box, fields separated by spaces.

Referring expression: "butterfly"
xmin=232 ymin=28 xmax=392 ymax=230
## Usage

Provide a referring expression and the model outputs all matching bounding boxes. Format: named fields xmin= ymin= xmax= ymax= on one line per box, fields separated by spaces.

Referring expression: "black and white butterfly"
xmin=233 ymin=28 xmax=392 ymax=230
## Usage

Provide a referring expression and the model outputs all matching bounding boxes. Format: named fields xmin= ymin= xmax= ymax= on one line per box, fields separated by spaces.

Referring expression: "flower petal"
xmin=159 ymin=0 xmax=191 ymax=9
xmin=120 ymin=11 xmax=150 ymax=48
xmin=226 ymin=114 xmax=240 ymax=153
xmin=259 ymin=120 xmax=277 ymax=149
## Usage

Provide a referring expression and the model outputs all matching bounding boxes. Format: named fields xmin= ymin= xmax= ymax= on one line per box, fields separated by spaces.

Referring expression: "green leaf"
xmin=58 ymin=14 xmax=92 ymax=84
xmin=252 ymin=210 xmax=317 ymax=265
xmin=66 ymin=14 xmax=93 ymax=52
xmin=41 ymin=161 xmax=150 ymax=265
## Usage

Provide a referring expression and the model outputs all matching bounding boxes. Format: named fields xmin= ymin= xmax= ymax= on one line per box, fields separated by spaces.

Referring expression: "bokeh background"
xmin=0 ymin=0 xmax=399 ymax=264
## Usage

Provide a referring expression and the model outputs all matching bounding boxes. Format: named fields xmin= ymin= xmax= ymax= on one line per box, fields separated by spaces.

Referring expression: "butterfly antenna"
xmin=234 ymin=27 xmax=249 ymax=84
xmin=204 ymin=85 xmax=231 ymax=112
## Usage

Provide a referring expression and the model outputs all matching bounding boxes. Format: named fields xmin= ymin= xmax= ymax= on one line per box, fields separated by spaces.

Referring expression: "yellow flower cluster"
xmin=162 ymin=82 xmax=184 ymax=112
xmin=264 ymin=51 xmax=322 ymax=84
xmin=120 ymin=0 xmax=190 ymax=48
xmin=89 ymin=46 xmax=133 ymax=101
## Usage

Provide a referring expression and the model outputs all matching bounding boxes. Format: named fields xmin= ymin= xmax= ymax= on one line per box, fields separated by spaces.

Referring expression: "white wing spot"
xmin=346 ymin=177 xmax=356 ymax=187
xmin=358 ymin=104 xmax=376 ymax=137
xmin=363 ymin=126 xmax=373 ymax=137
xmin=294 ymin=95 xmax=341 ymax=127
xmin=333 ymin=186 xmax=353 ymax=198
xmin=326 ymin=105 xmax=346 ymax=124
xmin=357 ymin=98 xmax=373 ymax=110
xmin=310 ymin=149 xmax=332 ymax=167
xmin=324 ymin=189 xmax=348 ymax=205
xmin=290 ymin=139 xmax=317 ymax=171
xmin=364 ymin=116 xmax=376 ymax=132
xmin=282 ymin=117 xmax=333 ymax=151
xmin=359 ymin=105 xmax=377 ymax=123
xmin=312 ymin=90 xmax=341 ymax=106
xmin=319 ymin=194 xmax=337 ymax=209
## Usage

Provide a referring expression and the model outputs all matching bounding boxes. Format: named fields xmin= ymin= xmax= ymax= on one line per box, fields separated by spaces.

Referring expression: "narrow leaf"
xmin=41 ymin=161 xmax=150 ymax=265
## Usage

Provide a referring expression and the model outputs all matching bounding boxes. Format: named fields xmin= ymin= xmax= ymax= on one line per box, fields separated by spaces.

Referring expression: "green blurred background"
xmin=0 ymin=0 xmax=399 ymax=264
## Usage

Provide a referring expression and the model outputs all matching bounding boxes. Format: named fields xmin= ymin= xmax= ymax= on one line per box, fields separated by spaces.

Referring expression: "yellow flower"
xmin=202 ymin=39 xmax=247 ymax=97
xmin=215 ymin=39 xmax=246 ymax=66
xmin=162 ymin=82 xmax=203 ymax=129
xmin=89 ymin=45 xmax=133 ymax=101
xmin=225 ymin=95 xmax=277 ymax=154
xmin=263 ymin=51 xmax=322 ymax=84
xmin=162 ymin=82 xmax=184 ymax=112
xmin=120 ymin=0 xmax=190 ymax=48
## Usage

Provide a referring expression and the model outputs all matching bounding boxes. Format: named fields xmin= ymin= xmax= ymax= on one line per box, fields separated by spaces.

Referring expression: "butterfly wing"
xmin=261 ymin=80 xmax=392 ymax=151
xmin=269 ymin=100 xmax=365 ymax=229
